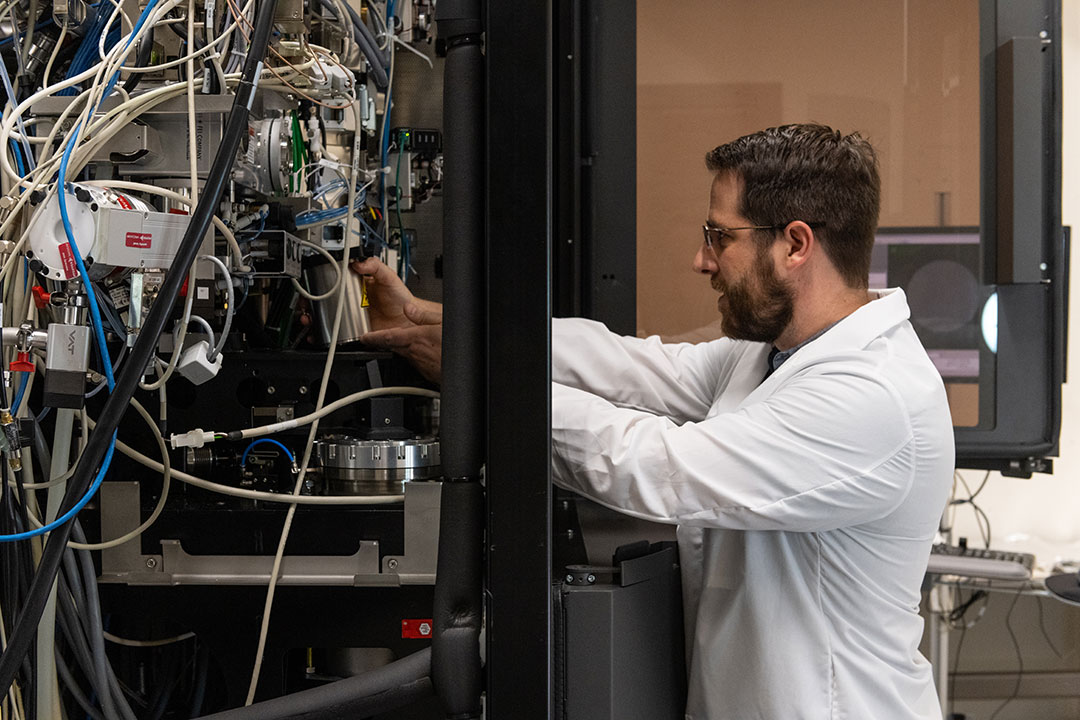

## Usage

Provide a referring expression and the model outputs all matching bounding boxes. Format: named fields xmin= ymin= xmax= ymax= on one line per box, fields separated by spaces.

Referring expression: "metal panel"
xmin=558 ymin=544 xmax=685 ymax=720
xmin=486 ymin=0 xmax=554 ymax=717
xmin=995 ymin=37 xmax=1047 ymax=284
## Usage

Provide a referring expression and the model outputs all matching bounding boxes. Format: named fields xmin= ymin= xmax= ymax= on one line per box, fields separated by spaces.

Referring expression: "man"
xmin=352 ymin=124 xmax=954 ymax=720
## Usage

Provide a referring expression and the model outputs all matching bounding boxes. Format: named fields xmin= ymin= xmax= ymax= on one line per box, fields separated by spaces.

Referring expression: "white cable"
xmin=86 ymin=415 xmax=402 ymax=505
xmin=198 ymin=254 xmax=234 ymax=360
xmin=104 ymin=631 xmax=195 ymax=648
xmin=235 ymin=386 xmax=440 ymax=440
xmin=244 ymin=95 xmax=363 ymax=706
xmin=183 ymin=314 xmax=216 ymax=353
xmin=139 ymin=266 xmax=197 ymax=391
xmin=68 ymin=398 xmax=171 ymax=551
xmin=40 ymin=21 xmax=67 ymax=90
xmin=186 ymin=0 xmax=199 ymax=207
xmin=290 ymin=239 xmax=341 ymax=301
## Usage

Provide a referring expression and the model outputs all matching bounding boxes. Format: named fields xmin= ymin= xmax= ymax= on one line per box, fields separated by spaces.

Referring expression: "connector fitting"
xmin=170 ymin=429 xmax=216 ymax=450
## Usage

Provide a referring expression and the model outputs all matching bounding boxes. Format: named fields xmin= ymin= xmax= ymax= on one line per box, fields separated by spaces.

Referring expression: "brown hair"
xmin=705 ymin=124 xmax=880 ymax=288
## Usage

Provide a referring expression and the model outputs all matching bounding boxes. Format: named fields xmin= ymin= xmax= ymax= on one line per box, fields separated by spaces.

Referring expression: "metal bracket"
xmin=98 ymin=480 xmax=441 ymax=586
xmin=382 ymin=481 xmax=442 ymax=584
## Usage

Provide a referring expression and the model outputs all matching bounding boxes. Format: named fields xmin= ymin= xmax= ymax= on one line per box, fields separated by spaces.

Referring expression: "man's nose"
xmin=692 ymin=244 xmax=717 ymax=275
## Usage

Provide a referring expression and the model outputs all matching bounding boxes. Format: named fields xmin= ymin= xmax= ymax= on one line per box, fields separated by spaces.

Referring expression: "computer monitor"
xmin=873 ymin=226 xmax=1067 ymax=475
xmin=872 ymin=228 xmax=993 ymax=430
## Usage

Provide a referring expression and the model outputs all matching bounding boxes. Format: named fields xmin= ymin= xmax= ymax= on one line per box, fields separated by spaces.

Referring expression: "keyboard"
xmin=927 ymin=544 xmax=1035 ymax=581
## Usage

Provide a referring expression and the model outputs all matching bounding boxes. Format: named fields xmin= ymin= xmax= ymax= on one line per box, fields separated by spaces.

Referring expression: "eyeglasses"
xmin=701 ymin=222 xmax=825 ymax=251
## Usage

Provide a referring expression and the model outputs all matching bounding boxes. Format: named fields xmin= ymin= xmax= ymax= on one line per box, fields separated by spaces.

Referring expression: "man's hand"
xmin=350 ymin=258 xmax=444 ymax=384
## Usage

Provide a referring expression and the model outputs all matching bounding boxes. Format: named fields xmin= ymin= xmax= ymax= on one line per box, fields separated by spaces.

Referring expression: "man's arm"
xmin=551 ymin=366 xmax=936 ymax=531
xmin=554 ymin=317 xmax=735 ymax=423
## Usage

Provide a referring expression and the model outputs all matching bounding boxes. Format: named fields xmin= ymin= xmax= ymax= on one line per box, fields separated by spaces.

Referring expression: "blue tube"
xmin=240 ymin=438 xmax=296 ymax=467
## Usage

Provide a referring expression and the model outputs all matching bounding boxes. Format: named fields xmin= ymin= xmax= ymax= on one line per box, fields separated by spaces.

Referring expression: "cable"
xmin=198 ymin=254 xmax=234 ymax=360
xmin=239 ymin=438 xmax=294 ymax=466
xmin=290 ymin=238 xmax=341 ymax=301
xmin=226 ymin=386 xmax=439 ymax=440
xmin=103 ymin=632 xmax=195 ymax=648
xmin=987 ymin=583 xmax=1028 ymax=720
xmin=67 ymin=398 xmax=170 ymax=551
xmin=243 ymin=94 xmax=362 ymax=706
xmin=0 ymin=0 xmax=278 ymax=695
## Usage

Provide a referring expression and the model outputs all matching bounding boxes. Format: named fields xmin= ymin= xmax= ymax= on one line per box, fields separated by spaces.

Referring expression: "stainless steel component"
xmin=45 ymin=324 xmax=90 ymax=373
xmin=98 ymin=481 xmax=442 ymax=586
xmin=380 ymin=481 xmax=441 ymax=584
xmin=304 ymin=261 xmax=372 ymax=346
xmin=316 ymin=435 xmax=440 ymax=495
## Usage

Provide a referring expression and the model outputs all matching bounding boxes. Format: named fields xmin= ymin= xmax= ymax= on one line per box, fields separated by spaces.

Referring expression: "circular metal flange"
xmin=315 ymin=435 xmax=441 ymax=495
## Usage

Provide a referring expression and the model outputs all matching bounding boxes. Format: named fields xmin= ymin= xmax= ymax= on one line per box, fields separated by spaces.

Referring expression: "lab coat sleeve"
xmin=551 ymin=366 xmax=917 ymax=531
xmin=552 ymin=317 xmax=730 ymax=423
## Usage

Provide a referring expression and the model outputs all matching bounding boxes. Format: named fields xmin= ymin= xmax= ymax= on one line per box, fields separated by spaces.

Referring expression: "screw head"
xmin=145 ymin=557 xmax=158 ymax=569
xmin=565 ymin=574 xmax=574 ymax=584
xmin=586 ymin=574 xmax=596 ymax=584
xmin=267 ymin=386 xmax=276 ymax=395
xmin=387 ymin=558 xmax=399 ymax=570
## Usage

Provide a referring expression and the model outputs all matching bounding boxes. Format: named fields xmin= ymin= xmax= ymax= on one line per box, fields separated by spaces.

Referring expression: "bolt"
xmin=586 ymin=574 xmax=596 ymax=584
xmin=384 ymin=418 xmax=391 ymax=425
xmin=267 ymin=386 xmax=276 ymax=395
xmin=145 ymin=557 xmax=158 ymax=569
xmin=565 ymin=574 xmax=574 ymax=584
xmin=387 ymin=558 xmax=399 ymax=570
xmin=299 ymin=385 xmax=308 ymax=395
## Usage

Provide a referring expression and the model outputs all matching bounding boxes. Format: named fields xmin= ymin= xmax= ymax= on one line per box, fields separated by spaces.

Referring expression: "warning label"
xmin=58 ymin=243 xmax=78 ymax=278
xmin=126 ymin=232 xmax=152 ymax=249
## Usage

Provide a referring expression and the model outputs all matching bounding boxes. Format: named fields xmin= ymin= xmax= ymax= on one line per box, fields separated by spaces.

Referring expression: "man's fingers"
xmin=403 ymin=302 xmax=442 ymax=326
xmin=359 ymin=328 xmax=407 ymax=349
xmin=349 ymin=257 xmax=389 ymax=280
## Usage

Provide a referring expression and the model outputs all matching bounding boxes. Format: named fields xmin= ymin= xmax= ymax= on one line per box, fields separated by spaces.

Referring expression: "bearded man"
xmin=353 ymin=123 xmax=955 ymax=720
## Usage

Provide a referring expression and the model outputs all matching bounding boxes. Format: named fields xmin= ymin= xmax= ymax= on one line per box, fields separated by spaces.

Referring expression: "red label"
xmin=401 ymin=619 xmax=433 ymax=639
xmin=126 ymin=232 xmax=152 ymax=249
xmin=58 ymin=243 xmax=78 ymax=277
xmin=114 ymin=193 xmax=133 ymax=210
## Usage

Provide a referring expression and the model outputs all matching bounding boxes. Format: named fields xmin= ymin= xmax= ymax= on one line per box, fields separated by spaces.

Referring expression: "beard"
xmin=713 ymin=250 xmax=794 ymax=344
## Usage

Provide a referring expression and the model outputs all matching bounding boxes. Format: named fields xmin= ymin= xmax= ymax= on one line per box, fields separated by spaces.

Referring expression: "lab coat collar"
xmin=750 ymin=288 xmax=911 ymax=388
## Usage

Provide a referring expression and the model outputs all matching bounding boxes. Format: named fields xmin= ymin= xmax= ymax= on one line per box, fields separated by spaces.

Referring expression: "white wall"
xmin=946 ymin=0 xmax=1080 ymax=573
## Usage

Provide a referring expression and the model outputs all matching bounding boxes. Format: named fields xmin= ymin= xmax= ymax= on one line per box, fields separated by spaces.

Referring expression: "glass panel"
xmin=636 ymin=0 xmax=994 ymax=429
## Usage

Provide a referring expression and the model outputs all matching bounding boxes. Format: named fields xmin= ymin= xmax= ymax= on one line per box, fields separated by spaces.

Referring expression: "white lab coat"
xmin=551 ymin=289 xmax=953 ymax=720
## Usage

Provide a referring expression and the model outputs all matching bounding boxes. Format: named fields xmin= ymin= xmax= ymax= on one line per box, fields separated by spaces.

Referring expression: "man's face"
xmin=694 ymin=173 xmax=794 ymax=343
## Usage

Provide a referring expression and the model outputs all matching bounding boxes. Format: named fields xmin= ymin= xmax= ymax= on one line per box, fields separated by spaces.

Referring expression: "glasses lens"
xmin=703 ymin=225 xmax=717 ymax=250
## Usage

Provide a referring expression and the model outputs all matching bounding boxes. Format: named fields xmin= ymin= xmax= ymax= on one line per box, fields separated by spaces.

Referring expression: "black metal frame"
xmin=485 ymin=1 xmax=554 ymax=718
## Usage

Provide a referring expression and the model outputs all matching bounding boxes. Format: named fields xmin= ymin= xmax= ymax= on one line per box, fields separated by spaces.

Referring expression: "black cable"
xmin=71 ymin=520 xmax=138 ymax=720
xmin=987 ymin=583 xmax=1027 ymax=720
xmin=120 ymin=24 xmax=154 ymax=94
xmin=197 ymin=647 xmax=433 ymax=720
xmin=1035 ymin=595 xmax=1064 ymax=659
xmin=55 ymin=575 xmax=111 ymax=712
xmin=967 ymin=470 xmax=991 ymax=502
xmin=0 ymin=0 xmax=278 ymax=695
xmin=55 ymin=648 xmax=107 ymax=720
xmin=949 ymin=622 xmax=966 ymax=718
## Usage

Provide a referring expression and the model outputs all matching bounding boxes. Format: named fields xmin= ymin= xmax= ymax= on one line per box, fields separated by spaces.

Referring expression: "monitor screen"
xmin=871 ymin=228 xmax=995 ymax=429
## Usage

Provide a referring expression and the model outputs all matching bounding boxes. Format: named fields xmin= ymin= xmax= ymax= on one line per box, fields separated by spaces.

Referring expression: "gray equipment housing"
xmin=555 ymin=541 xmax=686 ymax=720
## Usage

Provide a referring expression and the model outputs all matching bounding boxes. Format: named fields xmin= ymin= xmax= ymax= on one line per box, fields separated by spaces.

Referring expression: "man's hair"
xmin=705 ymin=124 xmax=881 ymax=288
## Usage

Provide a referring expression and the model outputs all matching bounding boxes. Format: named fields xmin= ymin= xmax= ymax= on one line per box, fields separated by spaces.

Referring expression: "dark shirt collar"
xmin=763 ymin=321 xmax=840 ymax=381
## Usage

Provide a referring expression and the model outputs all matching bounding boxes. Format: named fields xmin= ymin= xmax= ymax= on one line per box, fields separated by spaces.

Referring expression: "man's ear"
xmin=781 ymin=221 xmax=815 ymax=270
